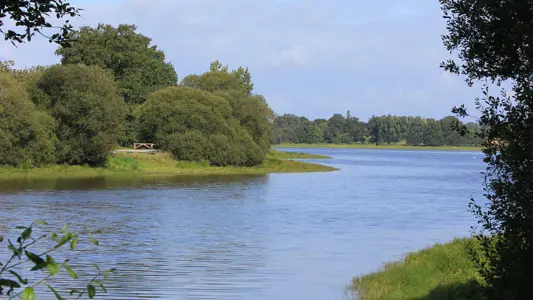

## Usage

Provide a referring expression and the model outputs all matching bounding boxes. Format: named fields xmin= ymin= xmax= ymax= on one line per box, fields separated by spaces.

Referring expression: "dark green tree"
xmin=56 ymin=24 xmax=177 ymax=105
xmin=0 ymin=0 xmax=80 ymax=45
xmin=56 ymin=24 xmax=178 ymax=145
xmin=442 ymin=0 xmax=533 ymax=298
xmin=29 ymin=64 xmax=127 ymax=165
xmin=0 ymin=72 xmax=56 ymax=167
xmin=136 ymin=86 xmax=265 ymax=166
xmin=232 ymin=66 xmax=254 ymax=95
xmin=180 ymin=74 xmax=201 ymax=89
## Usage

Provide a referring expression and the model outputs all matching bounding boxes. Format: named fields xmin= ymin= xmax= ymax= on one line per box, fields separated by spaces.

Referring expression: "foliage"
xmin=29 ymin=64 xmax=127 ymax=166
xmin=0 ymin=0 xmax=80 ymax=45
xmin=0 ymin=72 xmax=56 ymax=167
xmin=56 ymin=24 xmax=177 ymax=106
xmin=55 ymin=24 xmax=178 ymax=145
xmin=273 ymin=112 xmax=480 ymax=146
xmin=192 ymin=62 xmax=273 ymax=153
xmin=441 ymin=0 xmax=533 ymax=299
xmin=217 ymin=91 xmax=273 ymax=154
xmin=180 ymin=74 xmax=201 ymax=89
xmin=0 ymin=220 xmax=116 ymax=299
xmin=137 ymin=86 xmax=265 ymax=166
xmin=351 ymin=238 xmax=484 ymax=300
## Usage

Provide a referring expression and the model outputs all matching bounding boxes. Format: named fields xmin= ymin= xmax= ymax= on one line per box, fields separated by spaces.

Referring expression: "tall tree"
xmin=0 ymin=0 xmax=80 ymax=45
xmin=56 ymin=24 xmax=178 ymax=106
xmin=232 ymin=66 xmax=254 ymax=95
xmin=56 ymin=23 xmax=177 ymax=145
xmin=442 ymin=0 xmax=533 ymax=298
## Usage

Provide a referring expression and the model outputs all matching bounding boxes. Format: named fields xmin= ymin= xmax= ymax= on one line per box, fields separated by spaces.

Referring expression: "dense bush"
xmin=29 ymin=64 xmax=127 ymax=165
xmin=0 ymin=73 xmax=56 ymax=166
xmin=137 ymin=86 xmax=265 ymax=166
xmin=195 ymin=71 xmax=274 ymax=154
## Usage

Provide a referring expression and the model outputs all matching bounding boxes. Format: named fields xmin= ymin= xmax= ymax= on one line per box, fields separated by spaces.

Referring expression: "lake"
xmin=0 ymin=148 xmax=485 ymax=300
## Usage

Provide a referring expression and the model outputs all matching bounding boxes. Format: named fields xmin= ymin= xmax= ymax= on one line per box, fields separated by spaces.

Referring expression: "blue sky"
xmin=1 ymin=0 xmax=480 ymax=120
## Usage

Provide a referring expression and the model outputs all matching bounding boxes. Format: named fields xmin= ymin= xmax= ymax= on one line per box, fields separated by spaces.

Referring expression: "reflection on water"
xmin=0 ymin=174 xmax=268 ymax=193
xmin=0 ymin=149 xmax=484 ymax=300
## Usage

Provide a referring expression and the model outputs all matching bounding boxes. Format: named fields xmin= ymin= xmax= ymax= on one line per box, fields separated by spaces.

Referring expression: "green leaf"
xmin=0 ymin=235 xmax=3 ymax=242
xmin=35 ymin=219 xmax=48 ymax=225
xmin=21 ymin=287 xmax=35 ymax=300
xmin=70 ymin=234 xmax=78 ymax=250
xmin=9 ymin=270 xmax=28 ymax=285
xmin=59 ymin=223 xmax=69 ymax=233
xmin=16 ymin=226 xmax=27 ymax=230
xmin=69 ymin=289 xmax=82 ymax=296
xmin=21 ymin=227 xmax=32 ymax=241
xmin=9 ymin=240 xmax=22 ymax=257
xmin=51 ymin=232 xmax=58 ymax=240
xmin=88 ymin=233 xmax=99 ymax=246
xmin=46 ymin=255 xmax=60 ymax=276
xmin=92 ymin=263 xmax=100 ymax=271
xmin=94 ymin=280 xmax=107 ymax=293
xmin=55 ymin=233 xmax=72 ymax=249
xmin=25 ymin=251 xmax=45 ymax=265
xmin=65 ymin=265 xmax=78 ymax=279
xmin=46 ymin=284 xmax=65 ymax=300
xmin=87 ymin=284 xmax=96 ymax=299
xmin=0 ymin=279 xmax=21 ymax=288
xmin=26 ymin=251 xmax=47 ymax=271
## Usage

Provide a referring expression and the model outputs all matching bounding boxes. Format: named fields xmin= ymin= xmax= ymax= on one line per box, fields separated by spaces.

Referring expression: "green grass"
xmin=0 ymin=150 xmax=337 ymax=180
xmin=351 ymin=238 xmax=484 ymax=300
xmin=268 ymin=149 xmax=332 ymax=159
xmin=275 ymin=143 xmax=482 ymax=151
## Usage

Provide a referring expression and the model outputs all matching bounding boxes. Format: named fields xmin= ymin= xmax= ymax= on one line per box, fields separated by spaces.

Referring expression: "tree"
xmin=180 ymin=74 xmax=201 ymax=89
xmin=136 ymin=86 xmax=265 ymax=166
xmin=29 ymin=64 xmax=127 ymax=165
xmin=0 ymin=0 xmax=80 ymax=45
xmin=442 ymin=1 xmax=533 ymax=298
xmin=197 ymin=71 xmax=243 ymax=94
xmin=209 ymin=59 xmax=229 ymax=73
xmin=0 ymin=72 xmax=56 ymax=167
xmin=56 ymin=24 xmax=177 ymax=106
xmin=232 ymin=66 xmax=254 ymax=95
xmin=56 ymin=24 xmax=178 ymax=145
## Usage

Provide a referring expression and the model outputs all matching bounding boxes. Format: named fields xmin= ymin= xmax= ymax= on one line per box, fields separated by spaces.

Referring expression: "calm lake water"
xmin=0 ymin=148 xmax=484 ymax=300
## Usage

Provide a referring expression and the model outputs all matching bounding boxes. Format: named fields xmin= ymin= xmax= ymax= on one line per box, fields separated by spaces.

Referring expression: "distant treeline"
xmin=0 ymin=24 xmax=273 ymax=168
xmin=272 ymin=113 xmax=481 ymax=146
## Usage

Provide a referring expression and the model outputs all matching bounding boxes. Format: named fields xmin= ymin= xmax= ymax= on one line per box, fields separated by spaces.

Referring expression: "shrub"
xmin=29 ymin=64 xmax=127 ymax=165
xmin=138 ymin=86 xmax=266 ymax=166
xmin=137 ymin=86 xmax=234 ymax=146
xmin=0 ymin=73 xmax=56 ymax=166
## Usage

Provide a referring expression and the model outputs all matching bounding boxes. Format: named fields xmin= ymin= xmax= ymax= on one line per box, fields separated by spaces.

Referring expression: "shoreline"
xmin=0 ymin=150 xmax=337 ymax=181
xmin=351 ymin=238 xmax=484 ymax=300
xmin=275 ymin=143 xmax=482 ymax=151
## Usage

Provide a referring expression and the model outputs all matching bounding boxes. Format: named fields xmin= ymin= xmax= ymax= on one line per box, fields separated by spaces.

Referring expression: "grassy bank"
xmin=268 ymin=149 xmax=332 ymax=159
xmin=276 ymin=143 xmax=481 ymax=151
xmin=351 ymin=238 xmax=484 ymax=300
xmin=0 ymin=150 xmax=336 ymax=180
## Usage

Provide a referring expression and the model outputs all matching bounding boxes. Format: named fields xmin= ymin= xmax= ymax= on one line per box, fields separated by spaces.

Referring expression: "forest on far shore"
xmin=272 ymin=113 xmax=480 ymax=146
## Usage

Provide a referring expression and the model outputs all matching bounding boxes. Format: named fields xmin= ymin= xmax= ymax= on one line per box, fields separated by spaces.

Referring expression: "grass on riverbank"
xmin=276 ymin=143 xmax=481 ymax=151
xmin=351 ymin=238 xmax=484 ymax=300
xmin=268 ymin=149 xmax=332 ymax=159
xmin=0 ymin=150 xmax=337 ymax=180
